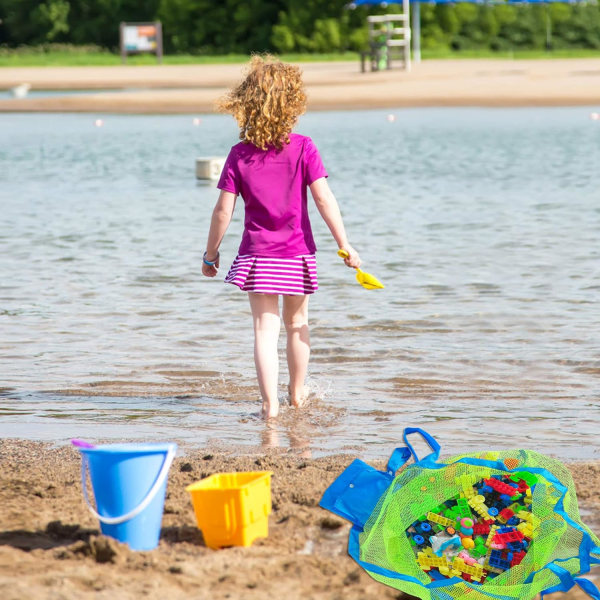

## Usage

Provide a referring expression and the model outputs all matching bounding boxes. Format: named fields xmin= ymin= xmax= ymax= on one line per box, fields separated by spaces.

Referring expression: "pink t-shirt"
xmin=217 ymin=133 xmax=328 ymax=257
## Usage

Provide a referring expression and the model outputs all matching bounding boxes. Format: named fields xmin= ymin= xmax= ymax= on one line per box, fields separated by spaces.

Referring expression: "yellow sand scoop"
xmin=337 ymin=249 xmax=384 ymax=290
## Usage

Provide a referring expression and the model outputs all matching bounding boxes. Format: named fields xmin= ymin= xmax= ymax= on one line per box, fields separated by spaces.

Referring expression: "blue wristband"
xmin=203 ymin=251 xmax=218 ymax=266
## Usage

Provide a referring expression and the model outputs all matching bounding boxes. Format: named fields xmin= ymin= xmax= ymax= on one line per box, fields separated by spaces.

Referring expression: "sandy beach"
xmin=0 ymin=440 xmax=598 ymax=600
xmin=0 ymin=59 xmax=599 ymax=112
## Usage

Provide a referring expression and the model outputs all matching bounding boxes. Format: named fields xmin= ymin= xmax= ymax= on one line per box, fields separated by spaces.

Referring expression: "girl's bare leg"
xmin=248 ymin=292 xmax=281 ymax=418
xmin=282 ymin=294 xmax=310 ymax=408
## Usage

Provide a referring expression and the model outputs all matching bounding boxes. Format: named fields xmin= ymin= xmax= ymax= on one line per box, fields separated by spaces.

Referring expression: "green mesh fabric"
xmin=357 ymin=449 xmax=600 ymax=600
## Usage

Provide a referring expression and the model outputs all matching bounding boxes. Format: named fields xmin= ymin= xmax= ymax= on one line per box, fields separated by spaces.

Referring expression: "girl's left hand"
xmin=202 ymin=253 xmax=220 ymax=277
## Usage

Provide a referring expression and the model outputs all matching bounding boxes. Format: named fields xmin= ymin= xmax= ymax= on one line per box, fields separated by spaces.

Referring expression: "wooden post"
xmin=119 ymin=22 xmax=126 ymax=64
xmin=412 ymin=1 xmax=421 ymax=64
xmin=156 ymin=21 xmax=163 ymax=64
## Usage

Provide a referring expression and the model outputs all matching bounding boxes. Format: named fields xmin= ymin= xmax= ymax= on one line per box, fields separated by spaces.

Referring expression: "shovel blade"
xmin=337 ymin=249 xmax=384 ymax=290
xmin=356 ymin=269 xmax=384 ymax=290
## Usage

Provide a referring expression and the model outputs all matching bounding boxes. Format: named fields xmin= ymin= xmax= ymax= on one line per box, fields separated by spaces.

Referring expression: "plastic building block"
xmin=498 ymin=508 xmax=515 ymax=523
xmin=483 ymin=560 xmax=504 ymax=574
xmin=494 ymin=528 xmax=524 ymax=544
xmin=417 ymin=551 xmax=450 ymax=571
xmin=453 ymin=557 xmax=485 ymax=581
xmin=455 ymin=497 xmax=473 ymax=519
xmin=517 ymin=521 xmax=534 ymax=537
xmin=485 ymin=525 xmax=499 ymax=547
xmin=428 ymin=568 xmax=447 ymax=581
xmin=427 ymin=511 xmax=453 ymax=527
xmin=444 ymin=506 xmax=459 ymax=520
xmin=484 ymin=478 xmax=519 ymax=496
xmin=468 ymin=495 xmax=491 ymax=519
xmin=510 ymin=471 xmax=538 ymax=486
xmin=473 ymin=522 xmax=490 ymax=536
xmin=471 ymin=538 xmax=488 ymax=558
xmin=489 ymin=550 xmax=511 ymax=570
xmin=507 ymin=540 xmax=524 ymax=551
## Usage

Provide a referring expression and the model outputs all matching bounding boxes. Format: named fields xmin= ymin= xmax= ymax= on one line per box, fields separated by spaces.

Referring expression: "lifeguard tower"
xmin=360 ymin=0 xmax=411 ymax=73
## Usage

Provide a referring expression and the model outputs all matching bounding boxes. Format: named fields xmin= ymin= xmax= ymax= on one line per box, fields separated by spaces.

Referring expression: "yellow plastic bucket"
xmin=186 ymin=471 xmax=272 ymax=549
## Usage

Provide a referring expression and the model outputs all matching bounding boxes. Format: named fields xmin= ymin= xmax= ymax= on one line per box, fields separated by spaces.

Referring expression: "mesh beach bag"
xmin=320 ymin=427 xmax=600 ymax=600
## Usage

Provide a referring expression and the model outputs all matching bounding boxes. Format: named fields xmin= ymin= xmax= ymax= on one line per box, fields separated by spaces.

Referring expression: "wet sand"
xmin=0 ymin=439 xmax=598 ymax=599
xmin=0 ymin=59 xmax=599 ymax=112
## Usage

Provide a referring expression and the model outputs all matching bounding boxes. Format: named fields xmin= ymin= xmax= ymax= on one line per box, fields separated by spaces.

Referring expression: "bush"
xmin=271 ymin=24 xmax=295 ymax=53
xmin=313 ymin=18 xmax=342 ymax=53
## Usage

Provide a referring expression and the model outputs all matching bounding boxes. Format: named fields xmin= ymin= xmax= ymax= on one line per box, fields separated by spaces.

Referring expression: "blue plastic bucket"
xmin=77 ymin=443 xmax=177 ymax=551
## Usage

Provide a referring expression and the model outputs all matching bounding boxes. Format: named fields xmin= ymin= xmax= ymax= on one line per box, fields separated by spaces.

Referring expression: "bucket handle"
xmin=81 ymin=446 xmax=176 ymax=525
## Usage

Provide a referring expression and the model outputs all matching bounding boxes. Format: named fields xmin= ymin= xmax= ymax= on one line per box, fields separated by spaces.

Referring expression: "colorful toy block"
xmin=485 ymin=525 xmax=499 ymax=547
xmin=498 ymin=508 xmax=515 ymax=524
xmin=469 ymin=495 xmax=491 ymax=519
xmin=494 ymin=528 xmax=524 ymax=544
xmin=473 ymin=522 xmax=491 ymax=536
xmin=484 ymin=478 xmax=519 ymax=496
xmin=456 ymin=497 xmax=473 ymax=519
xmin=452 ymin=557 xmax=485 ymax=582
xmin=489 ymin=550 xmax=511 ymax=571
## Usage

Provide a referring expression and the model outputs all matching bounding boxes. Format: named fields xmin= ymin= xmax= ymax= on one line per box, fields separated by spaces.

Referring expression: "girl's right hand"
xmin=340 ymin=245 xmax=361 ymax=269
xmin=202 ymin=253 xmax=220 ymax=277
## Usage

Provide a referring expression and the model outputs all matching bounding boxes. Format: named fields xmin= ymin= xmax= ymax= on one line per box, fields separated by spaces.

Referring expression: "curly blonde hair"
xmin=217 ymin=55 xmax=307 ymax=150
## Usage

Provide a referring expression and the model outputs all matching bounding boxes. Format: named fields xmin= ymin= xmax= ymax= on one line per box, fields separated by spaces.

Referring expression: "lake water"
xmin=1 ymin=108 xmax=599 ymax=460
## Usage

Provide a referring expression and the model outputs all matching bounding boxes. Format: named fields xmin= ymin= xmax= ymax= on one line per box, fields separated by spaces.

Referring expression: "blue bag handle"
xmin=402 ymin=427 xmax=441 ymax=466
xmin=539 ymin=562 xmax=600 ymax=600
xmin=386 ymin=446 xmax=412 ymax=476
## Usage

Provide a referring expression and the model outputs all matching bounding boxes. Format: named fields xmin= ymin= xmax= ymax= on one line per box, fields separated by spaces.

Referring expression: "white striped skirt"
xmin=225 ymin=254 xmax=318 ymax=295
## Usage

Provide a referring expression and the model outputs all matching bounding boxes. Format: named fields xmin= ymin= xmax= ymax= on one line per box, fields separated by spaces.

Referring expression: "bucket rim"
xmin=185 ymin=470 xmax=272 ymax=493
xmin=78 ymin=442 xmax=177 ymax=455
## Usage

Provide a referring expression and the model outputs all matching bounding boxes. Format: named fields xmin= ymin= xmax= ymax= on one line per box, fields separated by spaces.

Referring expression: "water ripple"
xmin=1 ymin=108 xmax=599 ymax=459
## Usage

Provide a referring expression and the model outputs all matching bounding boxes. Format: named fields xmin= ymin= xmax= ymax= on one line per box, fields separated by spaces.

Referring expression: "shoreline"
xmin=0 ymin=59 xmax=599 ymax=112
xmin=0 ymin=439 xmax=598 ymax=599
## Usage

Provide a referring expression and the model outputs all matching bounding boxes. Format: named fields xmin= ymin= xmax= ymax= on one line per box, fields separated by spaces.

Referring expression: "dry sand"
xmin=0 ymin=439 xmax=598 ymax=600
xmin=0 ymin=59 xmax=599 ymax=113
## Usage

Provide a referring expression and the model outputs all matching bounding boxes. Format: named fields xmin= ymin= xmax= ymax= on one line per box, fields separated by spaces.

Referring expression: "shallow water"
xmin=1 ymin=108 xmax=599 ymax=460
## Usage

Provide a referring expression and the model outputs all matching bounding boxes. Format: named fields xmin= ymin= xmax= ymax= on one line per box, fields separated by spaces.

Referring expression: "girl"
xmin=202 ymin=55 xmax=360 ymax=419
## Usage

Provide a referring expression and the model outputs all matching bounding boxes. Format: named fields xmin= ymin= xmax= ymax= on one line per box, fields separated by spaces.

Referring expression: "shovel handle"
xmin=338 ymin=249 xmax=361 ymax=272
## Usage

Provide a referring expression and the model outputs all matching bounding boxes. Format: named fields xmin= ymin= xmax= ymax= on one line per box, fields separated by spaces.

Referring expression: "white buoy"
xmin=192 ymin=117 xmax=202 ymax=126
xmin=387 ymin=114 xmax=396 ymax=122
xmin=591 ymin=112 xmax=599 ymax=121
xmin=10 ymin=83 xmax=31 ymax=98
xmin=94 ymin=119 xmax=104 ymax=127
xmin=195 ymin=157 xmax=226 ymax=180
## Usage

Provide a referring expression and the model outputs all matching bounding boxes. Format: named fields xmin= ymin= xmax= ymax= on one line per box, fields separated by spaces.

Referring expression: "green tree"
xmin=37 ymin=0 xmax=70 ymax=41
xmin=67 ymin=0 xmax=160 ymax=49
xmin=158 ymin=0 xmax=284 ymax=54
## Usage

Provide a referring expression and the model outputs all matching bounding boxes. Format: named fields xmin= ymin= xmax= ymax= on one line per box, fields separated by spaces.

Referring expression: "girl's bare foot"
xmin=288 ymin=385 xmax=309 ymax=408
xmin=262 ymin=399 xmax=279 ymax=419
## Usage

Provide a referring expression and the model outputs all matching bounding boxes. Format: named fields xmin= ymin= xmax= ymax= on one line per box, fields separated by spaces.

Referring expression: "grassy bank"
xmin=0 ymin=44 xmax=598 ymax=67
xmin=0 ymin=46 xmax=359 ymax=67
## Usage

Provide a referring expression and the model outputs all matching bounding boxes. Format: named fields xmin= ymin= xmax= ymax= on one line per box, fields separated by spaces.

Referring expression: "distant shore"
xmin=0 ymin=58 xmax=599 ymax=112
